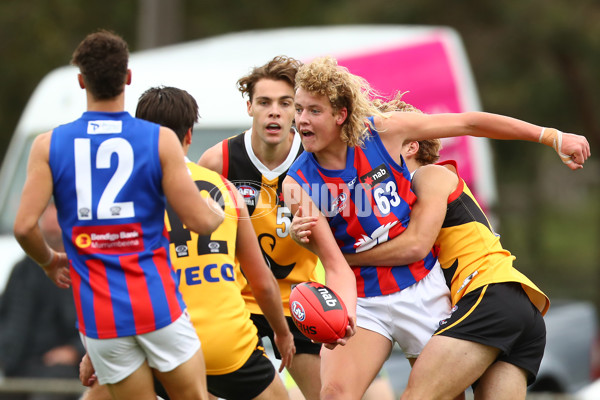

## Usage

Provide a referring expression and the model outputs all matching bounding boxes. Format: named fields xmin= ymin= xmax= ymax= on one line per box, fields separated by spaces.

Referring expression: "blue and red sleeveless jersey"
xmin=49 ymin=111 xmax=186 ymax=339
xmin=287 ymin=121 xmax=438 ymax=297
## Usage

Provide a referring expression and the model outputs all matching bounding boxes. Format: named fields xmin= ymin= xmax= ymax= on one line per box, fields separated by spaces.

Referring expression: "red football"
xmin=289 ymin=282 xmax=349 ymax=343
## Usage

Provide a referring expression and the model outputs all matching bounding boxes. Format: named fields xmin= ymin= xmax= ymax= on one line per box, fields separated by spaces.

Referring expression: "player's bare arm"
xmin=283 ymin=175 xmax=357 ymax=345
xmin=159 ymin=127 xmax=224 ymax=235
xmin=289 ymin=165 xmax=456 ymax=268
xmin=375 ymin=111 xmax=590 ymax=169
xmin=346 ymin=165 xmax=456 ymax=267
xmin=232 ymin=182 xmax=296 ymax=371
xmin=14 ymin=131 xmax=71 ymax=288
xmin=197 ymin=142 xmax=224 ymax=174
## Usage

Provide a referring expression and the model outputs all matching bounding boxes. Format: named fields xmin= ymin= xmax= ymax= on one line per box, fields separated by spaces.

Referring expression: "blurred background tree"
xmin=0 ymin=0 xmax=598 ymax=306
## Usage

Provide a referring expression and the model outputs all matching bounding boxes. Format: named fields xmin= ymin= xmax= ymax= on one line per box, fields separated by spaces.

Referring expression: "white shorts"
xmin=81 ymin=311 xmax=201 ymax=385
xmin=356 ymin=262 xmax=451 ymax=358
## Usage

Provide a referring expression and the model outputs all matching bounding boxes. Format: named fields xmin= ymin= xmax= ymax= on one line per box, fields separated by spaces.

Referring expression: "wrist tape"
xmin=538 ymin=128 xmax=572 ymax=164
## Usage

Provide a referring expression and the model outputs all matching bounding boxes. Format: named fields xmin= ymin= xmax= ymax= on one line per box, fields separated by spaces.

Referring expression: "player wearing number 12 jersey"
xmin=79 ymin=86 xmax=294 ymax=400
xmin=14 ymin=30 xmax=222 ymax=400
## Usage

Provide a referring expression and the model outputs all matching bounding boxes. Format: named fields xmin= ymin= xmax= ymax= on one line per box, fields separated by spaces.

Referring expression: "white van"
xmin=0 ymin=25 xmax=495 ymax=291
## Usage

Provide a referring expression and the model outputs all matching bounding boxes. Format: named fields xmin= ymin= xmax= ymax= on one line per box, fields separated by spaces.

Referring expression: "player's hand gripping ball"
xmin=289 ymin=282 xmax=349 ymax=343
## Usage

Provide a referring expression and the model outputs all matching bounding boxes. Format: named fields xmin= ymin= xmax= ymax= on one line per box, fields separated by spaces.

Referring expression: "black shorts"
xmin=154 ymin=339 xmax=276 ymax=400
xmin=250 ymin=313 xmax=322 ymax=359
xmin=435 ymin=282 xmax=546 ymax=385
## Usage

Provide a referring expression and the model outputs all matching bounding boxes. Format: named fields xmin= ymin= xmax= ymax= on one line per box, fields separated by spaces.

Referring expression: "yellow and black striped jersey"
xmin=164 ymin=159 xmax=258 ymax=375
xmin=221 ymin=130 xmax=319 ymax=316
xmin=435 ymin=160 xmax=549 ymax=315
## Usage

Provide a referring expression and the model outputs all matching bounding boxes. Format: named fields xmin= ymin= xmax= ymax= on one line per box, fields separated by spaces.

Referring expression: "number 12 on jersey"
xmin=74 ymin=138 xmax=135 ymax=220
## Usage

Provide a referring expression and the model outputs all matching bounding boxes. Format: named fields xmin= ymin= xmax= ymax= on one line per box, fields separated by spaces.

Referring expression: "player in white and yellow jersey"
xmin=80 ymin=86 xmax=295 ymax=400
xmin=198 ymin=56 xmax=322 ymax=400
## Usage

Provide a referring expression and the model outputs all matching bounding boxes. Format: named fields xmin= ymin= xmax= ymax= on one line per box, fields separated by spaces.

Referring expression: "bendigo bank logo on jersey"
xmin=359 ymin=164 xmax=390 ymax=188
xmin=72 ymin=223 xmax=144 ymax=255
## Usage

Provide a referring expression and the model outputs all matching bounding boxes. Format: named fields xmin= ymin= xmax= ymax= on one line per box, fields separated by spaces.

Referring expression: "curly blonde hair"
xmin=373 ymin=92 xmax=442 ymax=165
xmin=295 ymin=56 xmax=384 ymax=147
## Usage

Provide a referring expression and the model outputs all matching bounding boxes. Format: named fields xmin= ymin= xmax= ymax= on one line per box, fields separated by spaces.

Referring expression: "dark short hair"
xmin=71 ymin=30 xmax=129 ymax=100
xmin=135 ymin=86 xmax=199 ymax=142
xmin=237 ymin=56 xmax=302 ymax=102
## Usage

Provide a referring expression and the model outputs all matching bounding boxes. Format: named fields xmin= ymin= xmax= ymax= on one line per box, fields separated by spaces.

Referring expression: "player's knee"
xmin=320 ymin=380 xmax=354 ymax=400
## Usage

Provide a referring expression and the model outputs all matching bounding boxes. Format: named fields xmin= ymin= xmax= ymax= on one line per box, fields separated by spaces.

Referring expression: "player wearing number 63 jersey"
xmin=286 ymin=118 xmax=438 ymax=298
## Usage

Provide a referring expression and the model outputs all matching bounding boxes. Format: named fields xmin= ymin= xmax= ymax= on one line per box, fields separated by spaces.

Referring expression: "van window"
xmin=0 ymin=135 xmax=33 ymax=234
xmin=188 ymin=128 xmax=243 ymax=162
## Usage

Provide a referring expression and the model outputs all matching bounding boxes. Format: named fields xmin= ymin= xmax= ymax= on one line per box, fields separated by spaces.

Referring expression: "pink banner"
xmin=324 ymin=35 xmax=481 ymax=207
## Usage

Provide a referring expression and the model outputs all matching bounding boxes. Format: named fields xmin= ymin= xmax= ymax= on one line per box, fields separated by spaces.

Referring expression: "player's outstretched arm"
xmin=160 ymin=127 xmax=224 ymax=235
xmin=289 ymin=166 xmax=455 ymax=269
xmin=378 ymin=111 xmax=590 ymax=169
xmin=346 ymin=165 xmax=455 ymax=267
xmin=232 ymin=184 xmax=295 ymax=371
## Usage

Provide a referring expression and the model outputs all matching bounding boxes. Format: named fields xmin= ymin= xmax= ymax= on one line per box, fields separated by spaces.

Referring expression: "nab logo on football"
xmin=315 ymin=286 xmax=342 ymax=310
xmin=289 ymin=282 xmax=349 ymax=343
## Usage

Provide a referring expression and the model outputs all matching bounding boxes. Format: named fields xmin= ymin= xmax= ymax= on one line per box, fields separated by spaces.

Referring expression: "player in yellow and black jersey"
xmin=81 ymin=87 xmax=295 ymax=400
xmin=347 ymin=150 xmax=548 ymax=400
xmin=222 ymin=130 xmax=319 ymax=314
xmin=303 ymin=140 xmax=549 ymax=400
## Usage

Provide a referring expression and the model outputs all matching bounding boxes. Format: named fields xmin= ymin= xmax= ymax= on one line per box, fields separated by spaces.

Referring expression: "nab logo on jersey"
xmin=360 ymin=164 xmax=390 ymax=187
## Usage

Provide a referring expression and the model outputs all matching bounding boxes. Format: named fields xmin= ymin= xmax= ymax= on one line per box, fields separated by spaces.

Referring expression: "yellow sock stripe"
xmin=435 ymin=285 xmax=489 ymax=336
